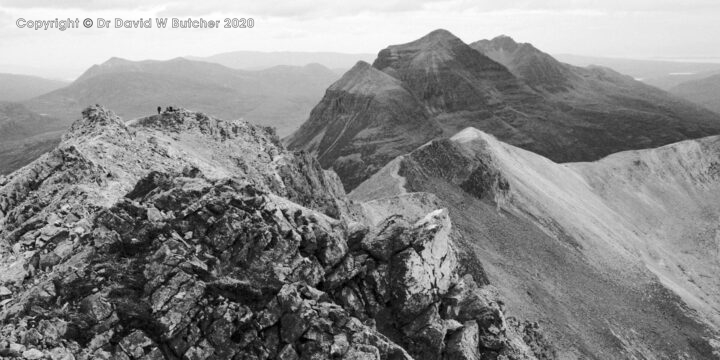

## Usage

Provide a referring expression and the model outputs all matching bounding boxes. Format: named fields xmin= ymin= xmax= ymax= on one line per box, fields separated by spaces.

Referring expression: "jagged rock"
xmin=48 ymin=347 xmax=75 ymax=360
xmin=39 ymin=252 xmax=61 ymax=270
xmin=21 ymin=348 xmax=44 ymax=359
xmin=145 ymin=206 xmax=164 ymax=222
xmin=118 ymin=330 xmax=155 ymax=358
xmin=444 ymin=321 xmax=481 ymax=360
xmin=0 ymin=106 xmax=551 ymax=360
xmin=277 ymin=344 xmax=299 ymax=360
xmin=0 ymin=348 xmax=21 ymax=358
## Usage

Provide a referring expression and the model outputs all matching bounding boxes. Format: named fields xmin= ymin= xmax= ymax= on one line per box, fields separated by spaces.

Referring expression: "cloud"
xmin=2 ymin=0 xmax=719 ymax=18
xmin=0 ymin=0 xmax=462 ymax=17
xmin=0 ymin=0 xmax=151 ymax=10
xmin=464 ymin=0 xmax=720 ymax=13
xmin=156 ymin=0 xmax=454 ymax=18
xmin=0 ymin=10 xmax=12 ymax=26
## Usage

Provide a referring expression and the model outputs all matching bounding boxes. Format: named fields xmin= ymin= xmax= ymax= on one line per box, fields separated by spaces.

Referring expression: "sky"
xmin=1 ymin=0 xmax=720 ymax=80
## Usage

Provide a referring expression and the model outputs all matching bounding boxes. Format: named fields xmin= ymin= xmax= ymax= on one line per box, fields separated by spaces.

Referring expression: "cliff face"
xmin=0 ymin=107 xmax=550 ymax=359
xmin=351 ymin=128 xmax=720 ymax=358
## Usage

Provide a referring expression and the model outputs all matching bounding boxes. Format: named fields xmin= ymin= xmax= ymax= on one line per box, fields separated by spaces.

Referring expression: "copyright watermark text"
xmin=16 ymin=17 xmax=255 ymax=31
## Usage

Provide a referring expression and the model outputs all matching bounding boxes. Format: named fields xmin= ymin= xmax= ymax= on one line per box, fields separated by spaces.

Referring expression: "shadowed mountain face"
xmin=284 ymin=61 xmax=443 ymax=187
xmin=287 ymin=30 xmax=720 ymax=190
xmin=670 ymin=73 xmax=720 ymax=114
xmin=351 ymin=128 xmax=720 ymax=358
xmin=23 ymin=57 xmax=339 ymax=138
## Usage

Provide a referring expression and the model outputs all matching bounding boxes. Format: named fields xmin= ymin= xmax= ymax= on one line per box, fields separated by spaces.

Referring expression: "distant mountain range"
xmin=287 ymin=30 xmax=720 ymax=190
xmin=187 ymin=50 xmax=375 ymax=71
xmin=0 ymin=57 xmax=342 ymax=174
xmin=555 ymin=53 xmax=720 ymax=90
xmin=23 ymin=57 xmax=340 ymax=138
xmin=670 ymin=73 xmax=720 ymax=114
xmin=0 ymin=73 xmax=68 ymax=102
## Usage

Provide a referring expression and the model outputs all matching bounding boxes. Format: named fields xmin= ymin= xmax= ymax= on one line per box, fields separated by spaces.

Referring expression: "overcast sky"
xmin=1 ymin=0 xmax=719 ymax=80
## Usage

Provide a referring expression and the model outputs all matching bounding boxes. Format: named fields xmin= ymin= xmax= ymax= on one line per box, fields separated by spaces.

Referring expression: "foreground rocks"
xmin=0 ymin=106 xmax=552 ymax=359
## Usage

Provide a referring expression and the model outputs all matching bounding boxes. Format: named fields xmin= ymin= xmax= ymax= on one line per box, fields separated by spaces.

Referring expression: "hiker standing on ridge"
xmin=157 ymin=106 xmax=161 ymax=114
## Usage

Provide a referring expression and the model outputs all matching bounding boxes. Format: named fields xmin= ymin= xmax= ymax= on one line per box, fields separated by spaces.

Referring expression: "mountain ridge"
xmin=0 ymin=106 xmax=552 ymax=359
xmin=351 ymin=126 xmax=720 ymax=358
xmin=288 ymin=29 xmax=720 ymax=190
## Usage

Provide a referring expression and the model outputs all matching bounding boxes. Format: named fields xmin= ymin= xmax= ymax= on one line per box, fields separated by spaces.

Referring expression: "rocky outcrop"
xmin=0 ymin=169 xmax=550 ymax=359
xmin=0 ymin=106 xmax=551 ymax=359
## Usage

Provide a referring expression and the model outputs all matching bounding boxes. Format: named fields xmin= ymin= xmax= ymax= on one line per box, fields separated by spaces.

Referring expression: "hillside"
xmin=351 ymin=128 xmax=720 ymax=358
xmin=0 ymin=102 xmax=58 ymax=143
xmin=0 ymin=73 xmax=67 ymax=102
xmin=0 ymin=106 xmax=550 ymax=359
xmin=0 ymin=102 xmax=63 ymax=175
xmin=23 ymin=57 xmax=340 ymax=138
xmin=288 ymin=30 xmax=720 ymax=190
xmin=670 ymin=73 xmax=720 ymax=114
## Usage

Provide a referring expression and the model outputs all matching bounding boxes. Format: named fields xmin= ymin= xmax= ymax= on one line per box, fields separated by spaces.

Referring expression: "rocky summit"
xmin=0 ymin=106 xmax=551 ymax=359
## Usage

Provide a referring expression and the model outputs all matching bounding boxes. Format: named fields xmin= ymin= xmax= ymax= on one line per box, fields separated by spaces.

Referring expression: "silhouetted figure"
xmin=157 ymin=106 xmax=161 ymax=114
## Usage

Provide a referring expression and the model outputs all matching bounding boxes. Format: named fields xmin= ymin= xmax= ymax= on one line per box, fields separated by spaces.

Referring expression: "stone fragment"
xmin=22 ymin=349 xmax=44 ymax=360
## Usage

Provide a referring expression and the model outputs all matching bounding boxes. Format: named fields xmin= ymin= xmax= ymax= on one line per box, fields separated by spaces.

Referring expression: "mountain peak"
xmin=64 ymin=105 xmax=129 ymax=141
xmin=417 ymin=28 xmax=461 ymax=43
xmin=100 ymin=57 xmax=133 ymax=67
xmin=76 ymin=57 xmax=137 ymax=82
xmin=473 ymin=35 xmax=523 ymax=53
xmin=450 ymin=127 xmax=494 ymax=144
xmin=470 ymin=35 xmax=573 ymax=90
xmin=491 ymin=34 xmax=519 ymax=49
xmin=392 ymin=29 xmax=466 ymax=52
